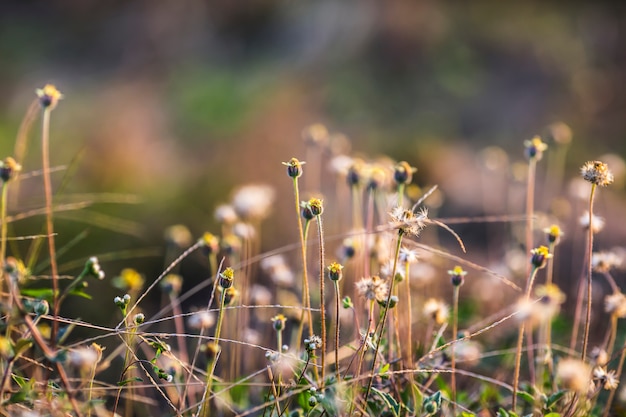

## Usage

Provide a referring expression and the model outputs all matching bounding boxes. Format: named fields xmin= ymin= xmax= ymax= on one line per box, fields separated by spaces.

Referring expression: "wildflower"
xmin=524 ymin=136 xmax=548 ymax=160
xmin=187 ymin=311 xmax=215 ymax=329
xmin=0 ymin=337 xmax=14 ymax=360
xmin=203 ymin=342 xmax=220 ymax=361
xmin=535 ymin=284 xmax=566 ymax=322
xmin=214 ymin=204 xmax=238 ymax=225
xmin=338 ymin=236 xmax=359 ymax=260
xmin=327 ymin=262 xmax=343 ymax=281
xmin=0 ymin=157 xmax=21 ymax=183
xmin=231 ymin=184 xmax=275 ymax=221
xmin=304 ymin=335 xmax=323 ymax=353
xmin=160 ymin=274 xmax=183 ymax=296
xmin=366 ymin=166 xmax=387 ymax=190
xmin=604 ymin=292 xmax=626 ymax=318
xmin=543 ymin=225 xmax=563 ymax=245
xmin=399 ymin=247 xmax=419 ymax=264
xmin=592 ymin=251 xmax=623 ymax=273
xmin=556 ymin=358 xmax=592 ymax=393
xmin=114 ymin=294 xmax=131 ymax=308
xmin=133 ymin=313 xmax=145 ymax=325
xmin=164 ymin=224 xmax=193 ymax=248
xmin=448 ymin=265 xmax=467 ymax=287
xmin=355 ymin=276 xmax=389 ymax=302
xmin=219 ymin=267 xmax=234 ymax=289
xmin=423 ymin=298 xmax=449 ymax=325
xmin=389 ymin=206 xmax=428 ymax=237
xmin=113 ymin=269 xmax=144 ymax=293
xmin=302 ymin=123 xmax=329 ymax=147
xmin=300 ymin=200 xmax=315 ymax=221
xmin=220 ymin=233 xmax=242 ymax=256
xmin=593 ymin=366 xmax=619 ymax=390
xmin=85 ymin=256 xmax=105 ymax=280
xmin=282 ymin=157 xmax=305 ymax=179
xmin=346 ymin=160 xmax=364 ymax=187
xmin=530 ymin=246 xmax=552 ymax=269
xmin=36 ymin=84 xmax=63 ymax=110
xmin=4 ymin=257 xmax=28 ymax=283
xmin=581 ymin=161 xmax=614 ymax=187
xmin=271 ymin=314 xmax=287 ymax=332
xmin=579 ymin=211 xmax=605 ymax=233
xmin=307 ymin=198 xmax=323 ymax=216
xmin=393 ymin=161 xmax=417 ymax=185
xmin=200 ymin=232 xmax=220 ymax=255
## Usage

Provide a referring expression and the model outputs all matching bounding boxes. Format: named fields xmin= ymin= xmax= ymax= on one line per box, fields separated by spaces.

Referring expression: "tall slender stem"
xmin=334 ymin=280 xmax=341 ymax=382
xmin=293 ymin=178 xmax=313 ymax=347
xmin=316 ymin=215 xmax=326 ymax=382
xmin=451 ymin=285 xmax=460 ymax=416
xmin=582 ymin=184 xmax=597 ymax=360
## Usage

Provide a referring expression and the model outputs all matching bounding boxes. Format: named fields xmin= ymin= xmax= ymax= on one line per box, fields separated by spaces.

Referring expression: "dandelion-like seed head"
xmin=581 ymin=160 xmax=614 ymax=187
xmin=232 ymin=184 xmax=275 ymax=221
xmin=69 ymin=345 xmax=101 ymax=372
xmin=579 ymin=211 xmax=605 ymax=233
xmin=187 ymin=310 xmax=216 ymax=330
xmin=556 ymin=358 xmax=592 ymax=393
xmin=355 ymin=275 xmax=388 ymax=302
xmin=304 ymin=335 xmax=323 ymax=353
xmin=36 ymin=84 xmax=63 ymax=110
xmin=590 ymin=347 xmax=609 ymax=367
xmin=271 ymin=314 xmax=287 ymax=332
xmin=530 ymin=246 xmax=552 ymax=269
xmin=327 ymin=262 xmax=344 ymax=281
xmin=423 ymin=298 xmax=449 ymax=325
xmin=399 ymin=247 xmax=419 ymax=264
xmin=214 ymin=204 xmax=238 ymax=225
xmin=592 ymin=251 xmax=623 ymax=273
xmin=604 ymin=292 xmax=626 ymax=318
xmin=393 ymin=161 xmax=417 ymax=185
xmin=389 ymin=206 xmax=428 ymax=237
xmin=0 ymin=157 xmax=22 ymax=183
xmin=448 ymin=265 xmax=467 ymax=287
xmin=282 ymin=157 xmax=305 ymax=179
xmin=544 ymin=224 xmax=564 ymax=245
xmin=524 ymin=135 xmax=548 ymax=160
xmin=593 ymin=366 xmax=619 ymax=391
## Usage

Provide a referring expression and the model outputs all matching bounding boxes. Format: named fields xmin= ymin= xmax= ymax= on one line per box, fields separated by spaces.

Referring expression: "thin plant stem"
xmin=404 ymin=261 xmax=412 ymax=366
xmin=334 ymin=280 xmax=341 ymax=382
xmin=41 ymin=107 xmax=60 ymax=345
xmin=451 ymin=285 xmax=460 ymax=417
xmin=0 ymin=182 xmax=8 ymax=268
xmin=603 ymin=342 xmax=626 ymax=417
xmin=582 ymin=183 xmax=597 ymax=360
xmin=316 ymin=214 xmax=326 ymax=382
xmin=293 ymin=177 xmax=313 ymax=347
xmin=201 ymin=286 xmax=227 ymax=417
xmin=512 ymin=265 xmax=540 ymax=411
xmin=525 ymin=158 xmax=537 ymax=277
xmin=364 ymin=230 xmax=403 ymax=406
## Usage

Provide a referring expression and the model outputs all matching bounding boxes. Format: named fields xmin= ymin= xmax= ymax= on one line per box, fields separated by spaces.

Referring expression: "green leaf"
xmin=117 ymin=377 xmax=143 ymax=386
xmin=13 ymin=338 xmax=32 ymax=356
xmin=379 ymin=362 xmax=390 ymax=375
xmin=546 ymin=390 xmax=566 ymax=408
xmin=20 ymin=288 xmax=54 ymax=301
xmin=544 ymin=414 xmax=561 ymax=417
xmin=371 ymin=387 xmax=400 ymax=416
xmin=68 ymin=287 xmax=93 ymax=299
xmin=516 ymin=390 xmax=535 ymax=405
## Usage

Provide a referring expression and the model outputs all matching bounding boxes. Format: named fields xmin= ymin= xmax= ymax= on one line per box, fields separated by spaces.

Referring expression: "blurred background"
xmin=0 ymin=1 xmax=625 ymax=344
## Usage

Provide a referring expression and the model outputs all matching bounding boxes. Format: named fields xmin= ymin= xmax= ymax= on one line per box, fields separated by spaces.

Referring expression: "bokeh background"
xmin=1 ymin=2 xmax=625 ymax=346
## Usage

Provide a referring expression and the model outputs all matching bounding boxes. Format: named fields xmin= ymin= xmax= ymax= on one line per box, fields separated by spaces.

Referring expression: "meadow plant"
xmin=2 ymin=86 xmax=626 ymax=417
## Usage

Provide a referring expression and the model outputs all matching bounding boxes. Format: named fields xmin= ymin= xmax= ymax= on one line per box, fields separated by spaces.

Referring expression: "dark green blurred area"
xmin=0 ymin=1 xmax=625 ymax=327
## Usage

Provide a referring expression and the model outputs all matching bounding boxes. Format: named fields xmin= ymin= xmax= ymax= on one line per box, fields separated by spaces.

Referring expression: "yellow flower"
xmin=113 ymin=268 xmax=145 ymax=292
xmin=36 ymin=84 xmax=63 ymax=110
xmin=524 ymin=136 xmax=548 ymax=160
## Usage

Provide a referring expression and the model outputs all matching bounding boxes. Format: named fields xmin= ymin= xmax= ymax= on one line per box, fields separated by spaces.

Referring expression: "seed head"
xmin=593 ymin=366 xmax=619 ymax=390
xmin=581 ymin=161 xmax=614 ymax=187
xmin=232 ymin=184 xmax=275 ymax=221
xmin=214 ymin=204 xmax=238 ymax=225
xmin=524 ymin=136 xmax=548 ymax=160
xmin=399 ymin=247 xmax=419 ymax=264
xmin=36 ymin=84 xmax=63 ymax=110
xmin=282 ymin=157 xmax=305 ymax=179
xmin=556 ymin=358 xmax=592 ymax=393
xmin=187 ymin=311 xmax=215 ymax=329
xmin=579 ymin=211 xmax=605 ymax=233
xmin=530 ymin=246 xmax=552 ymax=269
xmin=393 ymin=161 xmax=417 ymax=185
xmin=604 ymin=292 xmax=626 ymax=318
xmin=592 ymin=251 xmax=622 ymax=273
xmin=355 ymin=275 xmax=388 ymax=302
xmin=389 ymin=206 xmax=428 ymax=237
xmin=423 ymin=298 xmax=449 ymax=325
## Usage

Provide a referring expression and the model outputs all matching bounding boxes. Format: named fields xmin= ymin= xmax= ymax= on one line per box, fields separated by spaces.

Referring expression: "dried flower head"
xmin=187 ymin=310 xmax=216 ymax=329
xmin=581 ymin=161 xmax=614 ymax=187
xmin=604 ymin=292 xmax=626 ymax=318
xmin=592 ymin=251 xmax=623 ymax=273
xmin=282 ymin=157 xmax=305 ymax=179
xmin=302 ymin=124 xmax=329 ymax=147
xmin=543 ymin=225 xmax=564 ymax=245
xmin=524 ymin=136 xmax=548 ymax=160
xmin=389 ymin=206 xmax=428 ymax=237
xmin=399 ymin=247 xmax=419 ymax=264
xmin=556 ymin=358 xmax=592 ymax=393
xmin=423 ymin=298 xmax=449 ymax=325
xmin=593 ymin=366 xmax=619 ymax=391
xmin=579 ymin=211 xmax=605 ymax=233
xmin=232 ymin=184 xmax=275 ymax=221
xmin=393 ymin=161 xmax=417 ymax=185
xmin=0 ymin=157 xmax=22 ymax=183
xmin=69 ymin=344 xmax=102 ymax=372
xmin=355 ymin=275 xmax=389 ymax=302
xmin=36 ymin=84 xmax=63 ymax=109
xmin=590 ymin=347 xmax=609 ymax=367
xmin=530 ymin=246 xmax=552 ymax=269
